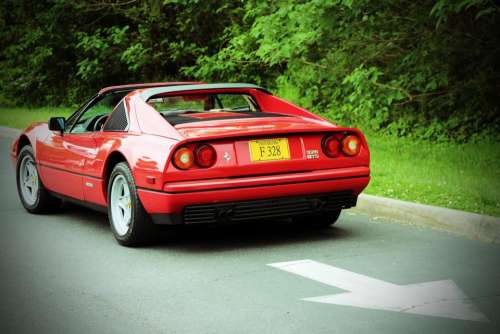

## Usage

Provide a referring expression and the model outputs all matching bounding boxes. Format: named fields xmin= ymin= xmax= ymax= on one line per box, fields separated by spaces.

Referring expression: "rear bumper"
xmin=137 ymin=166 xmax=370 ymax=225
xmin=162 ymin=166 xmax=369 ymax=193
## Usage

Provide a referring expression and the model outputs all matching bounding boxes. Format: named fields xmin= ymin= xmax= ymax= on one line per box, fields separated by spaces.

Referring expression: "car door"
xmin=38 ymin=94 xmax=121 ymax=200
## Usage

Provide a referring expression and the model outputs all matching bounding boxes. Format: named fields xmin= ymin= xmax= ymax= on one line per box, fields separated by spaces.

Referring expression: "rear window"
xmin=147 ymin=93 xmax=260 ymax=116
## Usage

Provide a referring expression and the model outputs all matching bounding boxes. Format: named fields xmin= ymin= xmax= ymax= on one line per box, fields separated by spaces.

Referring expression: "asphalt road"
xmin=0 ymin=136 xmax=499 ymax=334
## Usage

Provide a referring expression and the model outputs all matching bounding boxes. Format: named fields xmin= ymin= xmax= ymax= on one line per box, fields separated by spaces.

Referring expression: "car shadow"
xmin=155 ymin=221 xmax=355 ymax=253
xmin=55 ymin=202 xmax=109 ymax=231
xmin=55 ymin=202 xmax=357 ymax=252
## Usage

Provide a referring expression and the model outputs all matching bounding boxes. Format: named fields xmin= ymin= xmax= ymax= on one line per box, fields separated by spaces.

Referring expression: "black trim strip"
xmin=38 ymin=162 xmax=103 ymax=180
xmin=181 ymin=191 xmax=357 ymax=224
xmin=151 ymin=213 xmax=183 ymax=225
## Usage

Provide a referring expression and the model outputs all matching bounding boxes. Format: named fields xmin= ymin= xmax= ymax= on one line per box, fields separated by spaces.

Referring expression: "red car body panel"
xmin=11 ymin=83 xmax=371 ymax=224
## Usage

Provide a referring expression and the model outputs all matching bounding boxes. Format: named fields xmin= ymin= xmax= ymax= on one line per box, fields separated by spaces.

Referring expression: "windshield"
xmin=147 ymin=93 xmax=260 ymax=116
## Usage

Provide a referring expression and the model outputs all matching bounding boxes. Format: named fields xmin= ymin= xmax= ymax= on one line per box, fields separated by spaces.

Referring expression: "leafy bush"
xmin=1 ymin=0 xmax=499 ymax=141
xmin=188 ymin=0 xmax=500 ymax=141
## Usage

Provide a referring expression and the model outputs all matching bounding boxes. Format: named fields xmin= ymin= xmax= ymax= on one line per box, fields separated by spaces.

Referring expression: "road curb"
xmin=1 ymin=125 xmax=499 ymax=243
xmin=352 ymin=194 xmax=500 ymax=243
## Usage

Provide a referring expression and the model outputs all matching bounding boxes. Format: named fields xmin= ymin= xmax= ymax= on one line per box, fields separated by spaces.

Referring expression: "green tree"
xmin=1 ymin=0 xmax=499 ymax=141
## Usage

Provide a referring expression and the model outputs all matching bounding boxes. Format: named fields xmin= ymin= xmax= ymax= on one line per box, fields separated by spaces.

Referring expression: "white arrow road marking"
xmin=268 ymin=259 xmax=488 ymax=322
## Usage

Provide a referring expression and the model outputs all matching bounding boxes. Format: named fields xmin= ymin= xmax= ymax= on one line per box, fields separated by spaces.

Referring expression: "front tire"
xmin=16 ymin=145 xmax=61 ymax=213
xmin=107 ymin=162 xmax=155 ymax=246
xmin=293 ymin=210 xmax=342 ymax=228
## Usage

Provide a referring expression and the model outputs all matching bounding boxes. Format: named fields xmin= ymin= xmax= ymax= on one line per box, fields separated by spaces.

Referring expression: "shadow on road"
xmin=55 ymin=202 xmax=109 ymax=229
xmin=50 ymin=202 xmax=357 ymax=252
xmin=156 ymin=221 xmax=355 ymax=253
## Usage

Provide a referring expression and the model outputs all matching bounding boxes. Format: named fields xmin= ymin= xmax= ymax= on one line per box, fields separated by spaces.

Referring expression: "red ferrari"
xmin=11 ymin=82 xmax=370 ymax=246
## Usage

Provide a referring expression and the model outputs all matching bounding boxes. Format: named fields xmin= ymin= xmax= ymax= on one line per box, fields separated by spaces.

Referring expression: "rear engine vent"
xmin=182 ymin=191 xmax=357 ymax=224
xmin=103 ymin=101 xmax=129 ymax=131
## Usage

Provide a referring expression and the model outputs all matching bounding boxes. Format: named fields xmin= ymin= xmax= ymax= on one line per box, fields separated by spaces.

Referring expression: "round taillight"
xmin=195 ymin=144 xmax=217 ymax=168
xmin=173 ymin=147 xmax=194 ymax=170
xmin=322 ymin=135 xmax=341 ymax=157
xmin=341 ymin=135 xmax=361 ymax=156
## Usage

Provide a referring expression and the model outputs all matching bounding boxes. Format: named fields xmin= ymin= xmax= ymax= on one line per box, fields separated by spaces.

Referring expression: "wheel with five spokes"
xmin=16 ymin=145 xmax=61 ymax=213
xmin=107 ymin=162 xmax=156 ymax=246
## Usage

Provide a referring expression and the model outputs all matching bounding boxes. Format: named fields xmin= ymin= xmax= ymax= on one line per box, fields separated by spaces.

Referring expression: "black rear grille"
xmin=182 ymin=192 xmax=357 ymax=224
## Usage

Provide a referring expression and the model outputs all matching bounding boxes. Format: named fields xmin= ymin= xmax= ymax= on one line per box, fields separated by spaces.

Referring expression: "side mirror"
xmin=48 ymin=117 xmax=65 ymax=134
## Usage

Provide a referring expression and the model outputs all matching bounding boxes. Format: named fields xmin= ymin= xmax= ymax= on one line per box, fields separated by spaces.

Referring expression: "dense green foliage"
xmin=1 ymin=0 xmax=499 ymax=140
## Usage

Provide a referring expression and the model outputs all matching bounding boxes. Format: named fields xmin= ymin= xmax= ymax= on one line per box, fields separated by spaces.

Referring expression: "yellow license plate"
xmin=249 ymin=138 xmax=290 ymax=162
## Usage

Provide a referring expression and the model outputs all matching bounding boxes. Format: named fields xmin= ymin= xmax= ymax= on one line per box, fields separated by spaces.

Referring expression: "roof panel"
xmin=139 ymin=83 xmax=271 ymax=100
xmin=99 ymin=82 xmax=201 ymax=95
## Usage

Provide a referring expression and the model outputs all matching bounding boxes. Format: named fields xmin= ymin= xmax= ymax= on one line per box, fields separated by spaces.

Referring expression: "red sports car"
xmin=11 ymin=82 xmax=370 ymax=246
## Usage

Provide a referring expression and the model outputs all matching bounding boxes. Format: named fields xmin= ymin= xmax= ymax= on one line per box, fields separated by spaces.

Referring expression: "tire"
xmin=107 ymin=162 xmax=156 ymax=247
xmin=16 ymin=145 xmax=61 ymax=213
xmin=293 ymin=209 xmax=342 ymax=228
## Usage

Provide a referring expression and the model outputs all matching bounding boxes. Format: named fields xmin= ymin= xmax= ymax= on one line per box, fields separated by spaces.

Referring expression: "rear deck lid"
xmin=174 ymin=113 xmax=334 ymax=139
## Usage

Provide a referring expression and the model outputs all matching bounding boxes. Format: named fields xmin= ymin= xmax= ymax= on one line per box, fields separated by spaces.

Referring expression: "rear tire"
xmin=293 ymin=210 xmax=342 ymax=228
xmin=107 ymin=162 xmax=156 ymax=247
xmin=16 ymin=145 xmax=61 ymax=213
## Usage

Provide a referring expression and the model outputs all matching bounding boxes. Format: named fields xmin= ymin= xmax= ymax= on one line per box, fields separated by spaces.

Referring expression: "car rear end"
xmin=138 ymin=124 xmax=370 ymax=225
xmin=133 ymin=84 xmax=370 ymax=225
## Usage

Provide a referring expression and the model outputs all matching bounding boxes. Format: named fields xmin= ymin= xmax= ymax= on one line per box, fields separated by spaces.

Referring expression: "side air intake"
xmin=103 ymin=101 xmax=129 ymax=131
